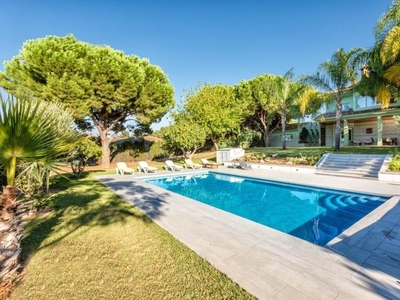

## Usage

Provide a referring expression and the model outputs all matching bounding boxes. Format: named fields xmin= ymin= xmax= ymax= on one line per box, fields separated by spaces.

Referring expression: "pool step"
xmin=315 ymin=154 xmax=386 ymax=179
xmin=318 ymin=194 xmax=383 ymax=219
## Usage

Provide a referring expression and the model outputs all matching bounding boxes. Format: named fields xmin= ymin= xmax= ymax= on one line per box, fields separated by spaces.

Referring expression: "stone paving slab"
xmin=96 ymin=168 xmax=400 ymax=299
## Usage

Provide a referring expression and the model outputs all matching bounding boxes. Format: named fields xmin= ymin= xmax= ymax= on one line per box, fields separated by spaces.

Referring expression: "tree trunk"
xmin=261 ymin=119 xmax=280 ymax=148
xmin=188 ymin=151 xmax=195 ymax=159
xmin=0 ymin=186 xmax=29 ymax=292
xmin=263 ymin=130 xmax=269 ymax=147
xmin=100 ymin=136 xmax=112 ymax=168
xmin=211 ymin=137 xmax=219 ymax=151
xmin=281 ymin=111 xmax=287 ymax=150
xmin=92 ymin=114 xmax=125 ymax=169
xmin=335 ymin=100 xmax=342 ymax=152
xmin=260 ymin=119 xmax=269 ymax=147
xmin=181 ymin=148 xmax=197 ymax=159
xmin=6 ymin=156 xmax=17 ymax=187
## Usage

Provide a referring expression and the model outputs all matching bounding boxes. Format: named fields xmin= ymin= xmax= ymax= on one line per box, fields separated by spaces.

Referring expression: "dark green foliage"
xmin=112 ymin=139 xmax=167 ymax=162
xmin=180 ymin=83 xmax=248 ymax=150
xmin=0 ymin=35 xmax=174 ymax=167
xmin=0 ymin=168 xmax=6 ymax=187
xmin=69 ymin=135 xmax=103 ymax=178
xmin=299 ymin=127 xmax=309 ymax=143
xmin=162 ymin=118 xmax=207 ymax=158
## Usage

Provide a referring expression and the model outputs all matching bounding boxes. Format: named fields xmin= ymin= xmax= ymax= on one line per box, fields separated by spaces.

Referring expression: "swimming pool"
xmin=143 ymin=172 xmax=389 ymax=245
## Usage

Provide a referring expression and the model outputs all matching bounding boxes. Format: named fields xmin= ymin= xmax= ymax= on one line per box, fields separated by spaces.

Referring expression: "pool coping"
xmin=96 ymin=168 xmax=400 ymax=299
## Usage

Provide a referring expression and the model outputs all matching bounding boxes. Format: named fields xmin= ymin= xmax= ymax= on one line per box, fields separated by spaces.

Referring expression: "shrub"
xmin=236 ymin=128 xmax=261 ymax=148
xmin=388 ymin=148 xmax=400 ymax=171
xmin=300 ymin=151 xmax=324 ymax=165
xmin=299 ymin=127 xmax=309 ymax=143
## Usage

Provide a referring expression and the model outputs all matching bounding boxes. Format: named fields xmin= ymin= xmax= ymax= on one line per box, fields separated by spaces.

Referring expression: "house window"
xmin=281 ymin=134 xmax=293 ymax=141
xmin=342 ymin=103 xmax=351 ymax=111
xmin=366 ymin=128 xmax=373 ymax=134
xmin=356 ymin=96 xmax=377 ymax=108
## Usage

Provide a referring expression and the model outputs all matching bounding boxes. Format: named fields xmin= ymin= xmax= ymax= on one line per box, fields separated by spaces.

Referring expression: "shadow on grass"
xmin=20 ymin=173 xmax=168 ymax=262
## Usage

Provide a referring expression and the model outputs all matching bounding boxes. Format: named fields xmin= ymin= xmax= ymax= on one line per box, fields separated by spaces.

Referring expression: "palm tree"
xmin=301 ymin=48 xmax=363 ymax=151
xmin=355 ymin=1 xmax=400 ymax=108
xmin=365 ymin=0 xmax=400 ymax=101
xmin=273 ymin=69 xmax=319 ymax=150
xmin=0 ymin=95 xmax=78 ymax=191
xmin=0 ymin=94 xmax=79 ymax=285
xmin=376 ymin=0 xmax=400 ymax=66
xmin=356 ymin=46 xmax=400 ymax=107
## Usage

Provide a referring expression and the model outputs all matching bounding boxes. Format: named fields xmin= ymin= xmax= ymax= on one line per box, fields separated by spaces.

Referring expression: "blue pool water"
xmin=144 ymin=172 xmax=389 ymax=245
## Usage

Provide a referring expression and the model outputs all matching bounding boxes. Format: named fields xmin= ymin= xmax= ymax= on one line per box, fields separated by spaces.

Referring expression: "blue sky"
xmin=0 ymin=0 xmax=392 ymax=129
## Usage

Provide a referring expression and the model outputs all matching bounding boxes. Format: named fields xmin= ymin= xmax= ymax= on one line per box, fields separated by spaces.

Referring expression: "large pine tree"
xmin=0 ymin=35 xmax=174 ymax=168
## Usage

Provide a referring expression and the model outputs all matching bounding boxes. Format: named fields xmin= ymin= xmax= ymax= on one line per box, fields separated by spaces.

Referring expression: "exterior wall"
xmin=326 ymin=93 xmax=354 ymax=112
xmin=352 ymin=93 xmax=400 ymax=111
xmin=352 ymin=119 xmax=377 ymax=142
xmin=382 ymin=117 xmax=399 ymax=141
xmin=269 ymin=129 xmax=299 ymax=147
xmin=323 ymin=116 xmax=399 ymax=146
xmin=350 ymin=117 xmax=398 ymax=145
xmin=326 ymin=92 xmax=395 ymax=112
xmin=322 ymin=90 xmax=400 ymax=146
xmin=268 ymin=122 xmax=320 ymax=147
xmin=325 ymin=125 xmax=334 ymax=147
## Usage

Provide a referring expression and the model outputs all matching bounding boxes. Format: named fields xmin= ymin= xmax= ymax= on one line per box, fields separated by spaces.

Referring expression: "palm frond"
xmin=383 ymin=61 xmax=400 ymax=85
xmin=381 ymin=26 xmax=400 ymax=65
xmin=375 ymin=0 xmax=400 ymax=42
xmin=299 ymin=74 xmax=334 ymax=93
xmin=0 ymin=95 xmax=80 ymax=186
xmin=298 ymin=88 xmax=326 ymax=116
xmin=376 ymin=85 xmax=393 ymax=108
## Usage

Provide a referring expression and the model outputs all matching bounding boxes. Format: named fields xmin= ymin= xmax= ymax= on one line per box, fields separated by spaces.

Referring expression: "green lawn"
xmin=246 ymin=146 xmax=395 ymax=158
xmin=13 ymin=173 xmax=255 ymax=299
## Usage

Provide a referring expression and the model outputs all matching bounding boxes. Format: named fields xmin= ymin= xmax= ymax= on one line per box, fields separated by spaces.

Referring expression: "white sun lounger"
xmin=137 ymin=161 xmax=157 ymax=173
xmin=116 ymin=162 xmax=134 ymax=175
xmin=164 ymin=160 xmax=183 ymax=172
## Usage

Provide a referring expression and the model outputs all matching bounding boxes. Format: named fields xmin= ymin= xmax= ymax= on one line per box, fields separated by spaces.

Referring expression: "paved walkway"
xmin=96 ymin=167 xmax=400 ymax=300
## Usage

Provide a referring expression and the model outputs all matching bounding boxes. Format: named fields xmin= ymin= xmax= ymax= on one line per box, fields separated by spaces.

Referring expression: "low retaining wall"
xmin=379 ymin=172 xmax=400 ymax=183
xmin=223 ymin=162 xmax=315 ymax=174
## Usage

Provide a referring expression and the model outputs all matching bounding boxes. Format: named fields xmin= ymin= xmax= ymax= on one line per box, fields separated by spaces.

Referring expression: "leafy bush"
xmin=299 ymin=127 xmax=309 ymax=143
xmin=388 ymin=148 xmax=400 ymax=171
xmin=236 ymin=128 xmax=261 ymax=148
xmin=300 ymin=151 xmax=324 ymax=165
xmin=287 ymin=157 xmax=301 ymax=164
xmin=69 ymin=135 xmax=102 ymax=178
xmin=149 ymin=142 xmax=169 ymax=160
xmin=388 ymin=159 xmax=400 ymax=171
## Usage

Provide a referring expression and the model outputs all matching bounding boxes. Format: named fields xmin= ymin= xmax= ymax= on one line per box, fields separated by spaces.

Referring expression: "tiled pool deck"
xmin=96 ymin=168 xmax=400 ymax=299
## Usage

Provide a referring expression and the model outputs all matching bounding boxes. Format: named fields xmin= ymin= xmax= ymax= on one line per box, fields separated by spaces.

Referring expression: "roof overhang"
xmin=318 ymin=105 xmax=400 ymax=125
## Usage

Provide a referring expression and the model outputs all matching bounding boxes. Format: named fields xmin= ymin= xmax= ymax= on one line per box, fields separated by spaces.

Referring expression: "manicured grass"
xmin=246 ymin=146 xmax=395 ymax=158
xmin=13 ymin=173 xmax=255 ymax=299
